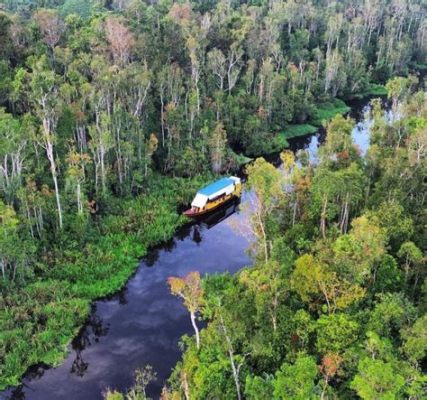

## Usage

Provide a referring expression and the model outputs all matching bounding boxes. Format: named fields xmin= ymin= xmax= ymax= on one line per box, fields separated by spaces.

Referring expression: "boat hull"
xmin=183 ymin=184 xmax=242 ymax=217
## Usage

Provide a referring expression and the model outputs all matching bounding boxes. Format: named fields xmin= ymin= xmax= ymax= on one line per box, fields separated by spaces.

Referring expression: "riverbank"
xmin=272 ymin=98 xmax=353 ymax=154
xmin=0 ymin=175 xmax=210 ymax=391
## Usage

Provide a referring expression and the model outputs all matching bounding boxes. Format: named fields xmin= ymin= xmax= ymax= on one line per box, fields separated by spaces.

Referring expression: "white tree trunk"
xmin=190 ymin=311 xmax=200 ymax=349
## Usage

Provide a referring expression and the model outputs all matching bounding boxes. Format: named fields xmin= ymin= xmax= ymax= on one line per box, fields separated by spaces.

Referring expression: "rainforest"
xmin=0 ymin=1 xmax=426 ymax=399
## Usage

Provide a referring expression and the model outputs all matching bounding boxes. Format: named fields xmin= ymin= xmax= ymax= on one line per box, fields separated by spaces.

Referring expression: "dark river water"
xmin=1 ymin=100 xmax=377 ymax=400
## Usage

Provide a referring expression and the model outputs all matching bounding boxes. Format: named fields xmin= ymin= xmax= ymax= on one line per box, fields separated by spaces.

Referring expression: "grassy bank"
xmin=280 ymin=123 xmax=318 ymax=139
xmin=312 ymin=98 xmax=351 ymax=126
xmin=0 ymin=175 xmax=209 ymax=390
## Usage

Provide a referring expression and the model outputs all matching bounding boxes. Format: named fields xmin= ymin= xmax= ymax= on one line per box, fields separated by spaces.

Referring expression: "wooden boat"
xmin=183 ymin=176 xmax=242 ymax=217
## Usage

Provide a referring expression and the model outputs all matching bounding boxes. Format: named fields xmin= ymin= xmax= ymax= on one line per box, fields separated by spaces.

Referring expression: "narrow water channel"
xmin=1 ymin=99 xmax=377 ymax=400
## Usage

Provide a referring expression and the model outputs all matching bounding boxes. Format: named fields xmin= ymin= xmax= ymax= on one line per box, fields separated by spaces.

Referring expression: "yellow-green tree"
xmin=168 ymin=271 xmax=204 ymax=349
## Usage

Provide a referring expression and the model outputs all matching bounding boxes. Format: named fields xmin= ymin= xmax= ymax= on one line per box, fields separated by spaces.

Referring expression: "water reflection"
xmin=191 ymin=226 xmax=202 ymax=244
xmin=202 ymin=198 xmax=240 ymax=229
xmin=70 ymin=312 xmax=110 ymax=378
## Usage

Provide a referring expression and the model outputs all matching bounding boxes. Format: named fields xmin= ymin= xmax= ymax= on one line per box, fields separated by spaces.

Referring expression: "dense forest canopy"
xmin=0 ymin=0 xmax=426 ymax=398
xmin=161 ymin=92 xmax=427 ymax=399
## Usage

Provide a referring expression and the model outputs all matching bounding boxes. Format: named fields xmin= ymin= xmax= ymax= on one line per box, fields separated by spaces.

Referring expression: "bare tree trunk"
xmin=41 ymin=103 xmax=63 ymax=229
xmin=24 ymin=199 xmax=35 ymax=238
xmin=182 ymin=372 xmax=190 ymax=400
xmin=220 ymin=315 xmax=242 ymax=400
xmin=51 ymin=169 xmax=63 ymax=229
xmin=292 ymin=201 xmax=298 ymax=226
xmin=190 ymin=311 xmax=200 ymax=349
xmin=257 ymin=210 xmax=269 ymax=262
xmin=271 ymin=295 xmax=278 ymax=332
xmin=1 ymin=260 xmax=5 ymax=280
xmin=320 ymin=195 xmax=328 ymax=239
xmin=45 ymin=137 xmax=63 ymax=229
xmin=77 ymin=182 xmax=83 ymax=214
xmin=339 ymin=193 xmax=349 ymax=234
xmin=160 ymin=91 xmax=165 ymax=147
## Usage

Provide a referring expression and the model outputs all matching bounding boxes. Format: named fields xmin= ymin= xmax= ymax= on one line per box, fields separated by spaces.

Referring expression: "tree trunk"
xmin=160 ymin=92 xmax=165 ymax=147
xmin=77 ymin=182 xmax=83 ymax=214
xmin=51 ymin=171 xmax=63 ymax=229
xmin=190 ymin=311 xmax=200 ymax=349
xmin=182 ymin=372 xmax=190 ymax=400
xmin=45 ymin=138 xmax=63 ymax=229
xmin=220 ymin=315 xmax=242 ymax=400
xmin=320 ymin=195 xmax=328 ymax=239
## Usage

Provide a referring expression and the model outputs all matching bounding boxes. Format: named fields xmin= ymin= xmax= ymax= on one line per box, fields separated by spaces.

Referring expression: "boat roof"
xmin=198 ymin=177 xmax=235 ymax=196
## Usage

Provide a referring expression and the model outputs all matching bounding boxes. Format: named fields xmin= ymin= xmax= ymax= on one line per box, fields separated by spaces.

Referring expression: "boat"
xmin=183 ymin=176 xmax=242 ymax=217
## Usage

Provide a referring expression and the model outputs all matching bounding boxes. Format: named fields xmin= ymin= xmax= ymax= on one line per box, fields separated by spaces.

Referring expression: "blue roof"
xmin=198 ymin=178 xmax=234 ymax=196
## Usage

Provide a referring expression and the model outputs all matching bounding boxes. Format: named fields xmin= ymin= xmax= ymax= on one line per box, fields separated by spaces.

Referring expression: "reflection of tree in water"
xmin=7 ymin=384 xmax=26 ymax=400
xmin=202 ymin=199 xmax=240 ymax=230
xmin=109 ymin=285 xmax=128 ymax=305
xmin=144 ymin=248 xmax=160 ymax=267
xmin=161 ymin=237 xmax=177 ymax=253
xmin=175 ymin=224 xmax=192 ymax=242
xmin=7 ymin=364 xmax=49 ymax=400
xmin=70 ymin=311 xmax=109 ymax=377
xmin=24 ymin=364 xmax=49 ymax=381
xmin=192 ymin=226 xmax=202 ymax=244
xmin=116 ymin=287 xmax=128 ymax=305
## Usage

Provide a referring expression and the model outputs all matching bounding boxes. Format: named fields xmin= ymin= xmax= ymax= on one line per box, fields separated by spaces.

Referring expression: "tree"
xmin=386 ymin=75 xmax=417 ymax=111
xmin=168 ymin=271 xmax=203 ymax=349
xmin=321 ymin=114 xmax=356 ymax=164
xmin=273 ymin=354 xmax=318 ymax=400
xmin=29 ymin=56 xmax=64 ymax=229
xmin=207 ymin=48 xmax=227 ymax=92
xmin=316 ymin=313 xmax=359 ymax=355
xmin=291 ymin=253 xmax=365 ymax=314
xmin=239 ymin=260 xmax=288 ymax=332
xmin=127 ymin=365 xmax=157 ymax=399
xmin=401 ymin=315 xmax=427 ymax=363
xmin=209 ymin=122 xmax=227 ymax=173
xmin=89 ymin=112 xmax=113 ymax=195
xmin=319 ymin=353 xmax=342 ymax=400
xmin=332 ymin=215 xmax=386 ymax=283
xmin=0 ymin=200 xmax=33 ymax=281
xmin=66 ymin=148 xmax=90 ymax=215
xmin=33 ymin=9 xmax=64 ymax=54
xmin=0 ymin=109 xmax=27 ymax=204
xmin=105 ymin=16 xmax=135 ymax=66
xmin=351 ymin=358 xmax=405 ymax=400
xmin=397 ymin=241 xmax=424 ymax=283
xmin=238 ymin=157 xmax=284 ymax=262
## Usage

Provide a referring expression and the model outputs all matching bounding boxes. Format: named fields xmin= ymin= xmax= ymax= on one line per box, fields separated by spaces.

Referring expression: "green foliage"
xmin=401 ymin=315 xmax=427 ymax=362
xmin=316 ymin=314 xmax=359 ymax=355
xmin=365 ymin=84 xmax=388 ymax=97
xmin=60 ymin=0 xmax=92 ymax=20
xmin=273 ymin=355 xmax=319 ymax=400
xmin=351 ymin=358 xmax=405 ymax=400
xmin=312 ymin=99 xmax=351 ymax=126
xmin=280 ymin=124 xmax=318 ymax=139
xmin=244 ymin=374 xmax=274 ymax=399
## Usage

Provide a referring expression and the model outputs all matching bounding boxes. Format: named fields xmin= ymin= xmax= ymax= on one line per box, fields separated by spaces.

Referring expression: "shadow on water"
xmin=1 ymin=97 xmax=386 ymax=400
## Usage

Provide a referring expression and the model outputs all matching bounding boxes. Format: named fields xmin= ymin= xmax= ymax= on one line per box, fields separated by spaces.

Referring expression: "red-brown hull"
xmin=183 ymin=192 xmax=239 ymax=218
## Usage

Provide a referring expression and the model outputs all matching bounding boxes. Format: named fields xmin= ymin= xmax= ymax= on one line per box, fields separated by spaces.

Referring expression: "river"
xmin=1 ymin=99 xmax=377 ymax=400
